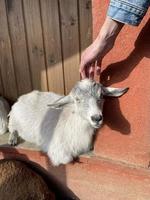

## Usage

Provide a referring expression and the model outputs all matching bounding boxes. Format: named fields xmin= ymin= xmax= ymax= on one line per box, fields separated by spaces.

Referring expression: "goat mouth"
xmin=91 ymin=122 xmax=102 ymax=129
xmin=94 ymin=125 xmax=101 ymax=129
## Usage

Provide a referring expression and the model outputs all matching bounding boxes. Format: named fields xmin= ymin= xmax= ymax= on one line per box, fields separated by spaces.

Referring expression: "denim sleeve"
xmin=107 ymin=0 xmax=150 ymax=26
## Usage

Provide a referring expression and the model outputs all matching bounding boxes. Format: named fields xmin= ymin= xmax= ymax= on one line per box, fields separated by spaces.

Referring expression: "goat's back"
xmin=16 ymin=90 xmax=61 ymax=106
xmin=8 ymin=91 xmax=63 ymax=146
xmin=0 ymin=159 xmax=55 ymax=200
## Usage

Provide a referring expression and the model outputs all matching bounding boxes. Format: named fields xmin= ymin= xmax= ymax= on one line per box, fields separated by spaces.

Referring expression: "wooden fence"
xmin=0 ymin=0 xmax=92 ymax=100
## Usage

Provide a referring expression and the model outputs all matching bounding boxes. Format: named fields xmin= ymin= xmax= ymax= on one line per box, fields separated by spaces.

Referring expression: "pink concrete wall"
xmin=92 ymin=0 xmax=150 ymax=168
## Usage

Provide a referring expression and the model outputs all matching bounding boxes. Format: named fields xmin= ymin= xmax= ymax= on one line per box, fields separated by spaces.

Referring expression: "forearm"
xmin=99 ymin=16 xmax=124 ymax=40
xmin=95 ymin=16 xmax=124 ymax=58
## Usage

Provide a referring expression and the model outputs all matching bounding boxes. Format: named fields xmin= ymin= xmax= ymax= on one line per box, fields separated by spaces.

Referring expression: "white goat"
xmin=8 ymin=79 xmax=128 ymax=166
xmin=0 ymin=96 xmax=10 ymax=135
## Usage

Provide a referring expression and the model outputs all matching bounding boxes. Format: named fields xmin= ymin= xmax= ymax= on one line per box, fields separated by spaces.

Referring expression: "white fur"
xmin=0 ymin=97 xmax=10 ymax=135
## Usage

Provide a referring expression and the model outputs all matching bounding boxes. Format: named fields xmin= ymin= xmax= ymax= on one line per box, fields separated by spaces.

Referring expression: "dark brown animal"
xmin=0 ymin=160 xmax=55 ymax=200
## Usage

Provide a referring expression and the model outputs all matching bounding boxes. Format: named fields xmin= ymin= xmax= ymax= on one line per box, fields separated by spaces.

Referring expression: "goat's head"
xmin=48 ymin=79 xmax=128 ymax=128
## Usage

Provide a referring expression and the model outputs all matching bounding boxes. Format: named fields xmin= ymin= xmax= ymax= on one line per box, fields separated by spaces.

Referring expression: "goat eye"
xmin=93 ymin=82 xmax=97 ymax=87
xmin=97 ymin=95 xmax=103 ymax=103
xmin=97 ymin=99 xmax=101 ymax=104
xmin=100 ymin=94 xmax=103 ymax=99
xmin=75 ymin=97 xmax=80 ymax=103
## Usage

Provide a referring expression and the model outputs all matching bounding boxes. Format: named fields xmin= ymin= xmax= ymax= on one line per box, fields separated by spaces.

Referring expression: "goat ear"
xmin=48 ymin=95 xmax=73 ymax=109
xmin=103 ymin=86 xmax=129 ymax=97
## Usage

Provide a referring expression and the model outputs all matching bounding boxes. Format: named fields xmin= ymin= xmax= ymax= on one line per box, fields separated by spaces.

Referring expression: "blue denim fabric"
xmin=107 ymin=0 xmax=150 ymax=26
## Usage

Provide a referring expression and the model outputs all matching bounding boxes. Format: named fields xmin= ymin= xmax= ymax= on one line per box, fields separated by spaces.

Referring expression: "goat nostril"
xmin=91 ymin=115 xmax=103 ymax=123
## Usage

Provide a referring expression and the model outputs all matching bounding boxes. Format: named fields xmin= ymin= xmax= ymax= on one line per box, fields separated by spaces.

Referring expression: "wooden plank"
xmin=59 ymin=0 xmax=80 ymax=94
xmin=0 ymin=0 xmax=17 ymax=100
xmin=6 ymin=0 xmax=32 ymax=95
xmin=40 ymin=0 xmax=64 ymax=94
xmin=23 ymin=0 xmax=48 ymax=91
xmin=78 ymin=0 xmax=92 ymax=53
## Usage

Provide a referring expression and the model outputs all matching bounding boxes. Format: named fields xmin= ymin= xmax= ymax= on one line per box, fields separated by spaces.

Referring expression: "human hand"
xmin=79 ymin=17 xmax=124 ymax=79
xmin=79 ymin=34 xmax=114 ymax=79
